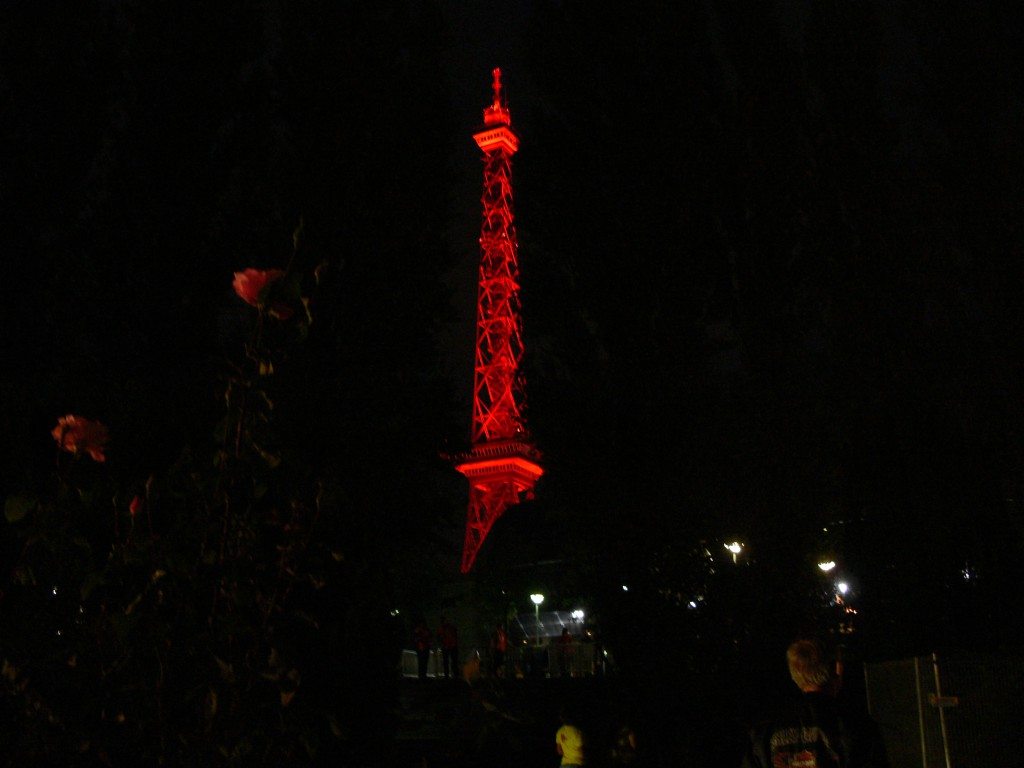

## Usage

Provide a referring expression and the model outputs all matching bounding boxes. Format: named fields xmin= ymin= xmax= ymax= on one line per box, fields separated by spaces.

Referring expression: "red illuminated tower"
xmin=454 ymin=68 xmax=543 ymax=573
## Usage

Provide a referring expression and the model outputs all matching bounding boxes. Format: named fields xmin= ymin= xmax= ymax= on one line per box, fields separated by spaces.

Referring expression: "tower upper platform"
xmin=474 ymin=68 xmax=519 ymax=154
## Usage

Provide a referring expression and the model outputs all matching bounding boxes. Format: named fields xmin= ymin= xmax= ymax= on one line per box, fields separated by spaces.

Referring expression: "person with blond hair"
xmin=555 ymin=704 xmax=587 ymax=767
xmin=741 ymin=639 xmax=888 ymax=768
xmin=787 ymin=638 xmax=836 ymax=691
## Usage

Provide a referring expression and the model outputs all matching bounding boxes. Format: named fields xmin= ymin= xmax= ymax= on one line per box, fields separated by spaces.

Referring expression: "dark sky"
xmin=2 ymin=0 xmax=1023 ymax=651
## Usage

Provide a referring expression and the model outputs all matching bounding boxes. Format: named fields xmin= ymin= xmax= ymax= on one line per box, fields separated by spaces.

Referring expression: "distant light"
xmin=621 ymin=585 xmax=629 ymax=592
xmin=571 ymin=609 xmax=585 ymax=621
xmin=725 ymin=541 xmax=743 ymax=564
xmin=389 ymin=608 xmax=400 ymax=616
xmin=52 ymin=586 xmax=58 ymax=596
xmin=818 ymin=561 xmax=836 ymax=572
xmin=530 ymin=593 xmax=544 ymax=605
xmin=837 ymin=582 xmax=849 ymax=595
xmin=688 ymin=601 xmax=698 ymax=609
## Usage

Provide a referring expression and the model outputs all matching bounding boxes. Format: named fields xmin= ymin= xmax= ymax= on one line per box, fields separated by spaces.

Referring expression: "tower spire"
xmin=484 ymin=67 xmax=511 ymax=126
xmin=454 ymin=69 xmax=542 ymax=574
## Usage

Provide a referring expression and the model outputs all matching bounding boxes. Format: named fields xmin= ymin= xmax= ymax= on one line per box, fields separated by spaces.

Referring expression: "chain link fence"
xmin=864 ymin=652 xmax=1024 ymax=768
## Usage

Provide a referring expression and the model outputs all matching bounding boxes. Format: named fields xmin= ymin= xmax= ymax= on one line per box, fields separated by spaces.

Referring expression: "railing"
xmin=400 ymin=649 xmax=450 ymax=678
xmin=401 ymin=642 xmax=604 ymax=679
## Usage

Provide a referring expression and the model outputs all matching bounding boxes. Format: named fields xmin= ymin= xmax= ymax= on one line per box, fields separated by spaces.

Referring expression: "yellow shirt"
xmin=556 ymin=723 xmax=586 ymax=765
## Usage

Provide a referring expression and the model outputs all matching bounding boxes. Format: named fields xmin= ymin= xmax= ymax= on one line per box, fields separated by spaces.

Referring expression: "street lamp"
xmin=818 ymin=560 xmax=836 ymax=573
xmin=725 ymin=541 xmax=743 ymax=564
xmin=530 ymin=593 xmax=544 ymax=646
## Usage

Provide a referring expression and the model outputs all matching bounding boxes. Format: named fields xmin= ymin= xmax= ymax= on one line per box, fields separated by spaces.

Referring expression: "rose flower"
xmin=52 ymin=414 xmax=109 ymax=463
xmin=232 ymin=268 xmax=286 ymax=308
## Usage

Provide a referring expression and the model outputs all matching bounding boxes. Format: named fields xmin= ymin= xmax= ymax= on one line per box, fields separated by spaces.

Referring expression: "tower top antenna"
xmin=492 ymin=67 xmax=502 ymax=106
xmin=483 ymin=67 xmax=511 ymax=127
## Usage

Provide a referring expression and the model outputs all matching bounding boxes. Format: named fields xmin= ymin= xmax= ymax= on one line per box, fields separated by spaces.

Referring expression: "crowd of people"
xmin=549 ymin=637 xmax=887 ymax=767
xmin=410 ymin=617 xmax=597 ymax=682
xmin=409 ymin=614 xmax=886 ymax=766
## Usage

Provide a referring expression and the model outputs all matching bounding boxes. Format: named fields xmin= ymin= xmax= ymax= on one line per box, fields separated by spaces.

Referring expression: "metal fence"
xmin=400 ymin=648 xmax=447 ymax=678
xmin=507 ymin=641 xmax=599 ymax=678
xmin=864 ymin=652 xmax=1024 ymax=768
xmin=401 ymin=641 xmax=601 ymax=679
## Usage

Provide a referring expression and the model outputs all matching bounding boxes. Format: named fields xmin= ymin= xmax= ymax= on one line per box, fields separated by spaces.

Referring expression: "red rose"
xmin=52 ymin=415 xmax=109 ymax=463
xmin=232 ymin=268 xmax=286 ymax=308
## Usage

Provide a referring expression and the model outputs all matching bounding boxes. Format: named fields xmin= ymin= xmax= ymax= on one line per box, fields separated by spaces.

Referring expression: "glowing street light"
xmin=571 ymin=609 xmax=585 ymax=622
xmin=818 ymin=560 xmax=837 ymax=573
xmin=725 ymin=541 xmax=743 ymax=564
xmin=836 ymin=581 xmax=849 ymax=596
xmin=530 ymin=593 xmax=544 ymax=646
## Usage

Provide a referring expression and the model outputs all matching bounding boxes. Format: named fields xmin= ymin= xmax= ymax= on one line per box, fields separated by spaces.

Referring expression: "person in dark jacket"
xmin=437 ymin=616 xmax=459 ymax=679
xmin=742 ymin=639 xmax=889 ymax=768
xmin=413 ymin=618 xmax=432 ymax=681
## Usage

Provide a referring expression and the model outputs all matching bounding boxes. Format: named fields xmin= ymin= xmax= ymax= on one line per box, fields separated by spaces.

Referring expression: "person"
xmin=558 ymin=627 xmax=574 ymax=677
xmin=412 ymin=618 xmax=432 ymax=681
xmin=462 ymin=648 xmax=481 ymax=685
xmin=490 ymin=623 xmax=508 ymax=678
xmin=610 ymin=722 xmax=639 ymax=766
xmin=437 ymin=616 xmax=459 ymax=679
xmin=555 ymin=705 xmax=587 ymax=767
xmin=742 ymin=638 xmax=889 ymax=768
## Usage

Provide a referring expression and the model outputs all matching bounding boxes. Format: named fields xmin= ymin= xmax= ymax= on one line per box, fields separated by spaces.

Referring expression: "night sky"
xmin=3 ymin=0 xmax=1023 ymax=659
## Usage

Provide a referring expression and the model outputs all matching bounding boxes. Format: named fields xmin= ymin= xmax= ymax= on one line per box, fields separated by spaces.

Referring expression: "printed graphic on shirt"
xmin=769 ymin=726 xmax=839 ymax=768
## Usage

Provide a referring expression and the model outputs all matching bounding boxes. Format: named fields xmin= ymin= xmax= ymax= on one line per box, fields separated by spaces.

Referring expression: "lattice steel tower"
xmin=454 ymin=68 xmax=543 ymax=573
